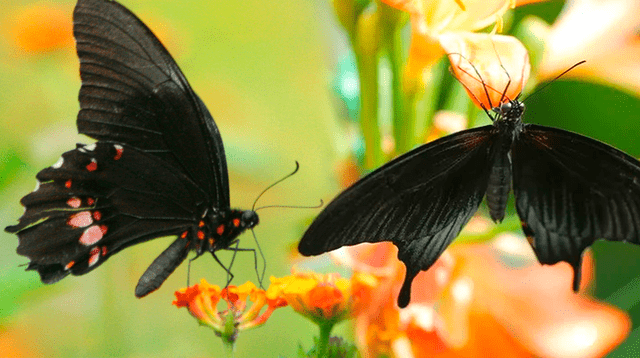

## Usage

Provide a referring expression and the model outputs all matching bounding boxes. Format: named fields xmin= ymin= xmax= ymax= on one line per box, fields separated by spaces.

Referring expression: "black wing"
xmin=513 ymin=124 xmax=640 ymax=290
xmin=299 ymin=126 xmax=497 ymax=307
xmin=6 ymin=142 xmax=198 ymax=284
xmin=74 ymin=0 xmax=229 ymax=207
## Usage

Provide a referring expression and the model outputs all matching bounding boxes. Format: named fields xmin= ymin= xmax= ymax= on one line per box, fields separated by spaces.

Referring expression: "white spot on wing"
xmin=33 ymin=181 xmax=40 ymax=192
xmin=67 ymin=197 xmax=82 ymax=208
xmin=88 ymin=247 xmax=100 ymax=266
xmin=85 ymin=143 xmax=97 ymax=151
xmin=52 ymin=157 xmax=64 ymax=169
xmin=68 ymin=211 xmax=93 ymax=228
xmin=79 ymin=225 xmax=106 ymax=245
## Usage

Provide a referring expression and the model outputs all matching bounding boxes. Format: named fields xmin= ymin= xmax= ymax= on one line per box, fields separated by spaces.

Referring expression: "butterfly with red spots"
xmin=6 ymin=0 xmax=259 ymax=297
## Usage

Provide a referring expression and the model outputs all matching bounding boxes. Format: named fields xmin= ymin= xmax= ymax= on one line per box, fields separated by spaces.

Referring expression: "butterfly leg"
xmin=211 ymin=251 xmax=235 ymax=287
xmin=186 ymin=254 xmax=201 ymax=287
xmin=223 ymin=245 xmax=264 ymax=289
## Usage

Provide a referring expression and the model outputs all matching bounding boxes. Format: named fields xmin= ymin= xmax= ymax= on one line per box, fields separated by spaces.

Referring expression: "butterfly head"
xmin=493 ymin=99 xmax=525 ymax=123
xmin=241 ymin=210 xmax=259 ymax=229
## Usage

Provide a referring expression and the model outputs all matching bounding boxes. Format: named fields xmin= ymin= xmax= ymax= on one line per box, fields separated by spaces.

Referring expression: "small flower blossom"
xmin=270 ymin=270 xmax=376 ymax=325
xmin=442 ymin=33 xmax=531 ymax=110
xmin=173 ymin=280 xmax=286 ymax=345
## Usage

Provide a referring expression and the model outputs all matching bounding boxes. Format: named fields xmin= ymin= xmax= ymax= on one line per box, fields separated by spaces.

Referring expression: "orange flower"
xmin=442 ymin=33 xmax=530 ymax=110
xmin=173 ymin=280 xmax=286 ymax=344
xmin=539 ymin=0 xmax=640 ymax=94
xmin=270 ymin=270 xmax=376 ymax=325
xmin=8 ymin=3 xmax=73 ymax=53
xmin=334 ymin=235 xmax=630 ymax=357
xmin=380 ymin=0 xmax=519 ymax=90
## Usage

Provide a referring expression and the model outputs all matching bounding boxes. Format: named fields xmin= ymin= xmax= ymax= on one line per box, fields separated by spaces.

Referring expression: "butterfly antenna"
xmin=254 ymin=199 xmax=323 ymax=212
xmin=252 ymin=161 xmax=300 ymax=211
xmin=523 ymin=60 xmax=586 ymax=103
xmin=490 ymin=39 xmax=513 ymax=105
xmin=447 ymin=52 xmax=495 ymax=120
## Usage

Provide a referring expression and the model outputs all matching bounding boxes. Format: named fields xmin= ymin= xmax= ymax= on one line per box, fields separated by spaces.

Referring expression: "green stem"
xmin=443 ymin=80 xmax=472 ymax=114
xmin=223 ymin=341 xmax=235 ymax=358
xmin=416 ymin=59 xmax=447 ymax=139
xmin=355 ymin=10 xmax=383 ymax=170
xmin=316 ymin=322 xmax=335 ymax=358
xmin=379 ymin=3 xmax=410 ymax=155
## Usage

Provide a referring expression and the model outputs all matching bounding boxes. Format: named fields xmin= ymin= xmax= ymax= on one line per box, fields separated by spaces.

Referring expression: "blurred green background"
xmin=2 ymin=0 xmax=640 ymax=357
xmin=1 ymin=0 xmax=341 ymax=356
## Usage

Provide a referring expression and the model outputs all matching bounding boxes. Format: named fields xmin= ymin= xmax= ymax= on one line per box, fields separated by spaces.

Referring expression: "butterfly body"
xmin=299 ymin=96 xmax=640 ymax=308
xmin=485 ymin=101 xmax=524 ymax=222
xmin=6 ymin=0 xmax=259 ymax=297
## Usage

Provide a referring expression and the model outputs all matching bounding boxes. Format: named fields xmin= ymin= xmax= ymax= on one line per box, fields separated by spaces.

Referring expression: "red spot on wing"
xmin=65 ymin=180 xmax=72 ymax=188
xmin=88 ymin=247 xmax=100 ymax=267
xmin=209 ymin=238 xmax=214 ymax=246
xmin=216 ymin=225 xmax=225 ymax=235
xmin=198 ymin=221 xmax=205 ymax=227
xmin=79 ymin=225 xmax=105 ymax=245
xmin=92 ymin=211 xmax=102 ymax=221
xmin=86 ymin=159 xmax=98 ymax=172
xmin=65 ymin=261 xmax=75 ymax=270
xmin=181 ymin=231 xmax=188 ymax=239
xmin=87 ymin=198 xmax=95 ymax=206
xmin=233 ymin=218 xmax=240 ymax=227
xmin=101 ymin=246 xmax=108 ymax=256
xmin=68 ymin=211 xmax=93 ymax=228
xmin=197 ymin=231 xmax=205 ymax=240
xmin=99 ymin=225 xmax=108 ymax=235
xmin=113 ymin=145 xmax=123 ymax=160
xmin=67 ymin=197 xmax=81 ymax=208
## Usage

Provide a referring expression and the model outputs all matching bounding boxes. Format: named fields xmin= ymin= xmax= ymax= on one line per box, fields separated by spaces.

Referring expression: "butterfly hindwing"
xmin=513 ymin=124 xmax=640 ymax=289
xmin=74 ymin=0 xmax=229 ymax=206
xmin=299 ymin=126 xmax=497 ymax=307
xmin=6 ymin=142 xmax=199 ymax=283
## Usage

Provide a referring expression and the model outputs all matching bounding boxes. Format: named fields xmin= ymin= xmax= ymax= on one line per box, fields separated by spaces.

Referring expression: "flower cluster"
xmin=332 ymin=236 xmax=630 ymax=357
xmin=173 ymin=280 xmax=286 ymax=346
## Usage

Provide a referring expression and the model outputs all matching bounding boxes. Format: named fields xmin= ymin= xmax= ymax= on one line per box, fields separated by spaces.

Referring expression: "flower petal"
xmin=440 ymin=33 xmax=530 ymax=109
xmin=540 ymin=0 xmax=640 ymax=94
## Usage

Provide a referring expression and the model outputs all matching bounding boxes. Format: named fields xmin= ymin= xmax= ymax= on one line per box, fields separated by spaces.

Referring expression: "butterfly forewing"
xmin=74 ymin=0 xmax=229 ymax=206
xmin=513 ymin=124 xmax=640 ymax=289
xmin=299 ymin=126 xmax=497 ymax=307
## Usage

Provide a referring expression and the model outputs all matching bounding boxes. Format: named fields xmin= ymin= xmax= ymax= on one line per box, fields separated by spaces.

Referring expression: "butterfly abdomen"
xmin=486 ymin=140 xmax=512 ymax=223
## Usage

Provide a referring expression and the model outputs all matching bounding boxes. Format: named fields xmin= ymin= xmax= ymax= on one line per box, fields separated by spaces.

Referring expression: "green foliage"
xmin=298 ymin=336 xmax=359 ymax=358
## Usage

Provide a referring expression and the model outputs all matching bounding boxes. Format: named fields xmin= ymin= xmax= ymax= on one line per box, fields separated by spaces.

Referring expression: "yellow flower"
xmin=270 ymin=271 xmax=376 ymax=325
xmin=173 ymin=280 xmax=286 ymax=345
xmin=381 ymin=0 xmax=518 ymax=89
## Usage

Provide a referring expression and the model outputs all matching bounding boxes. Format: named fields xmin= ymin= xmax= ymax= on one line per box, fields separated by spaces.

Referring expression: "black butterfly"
xmin=5 ymin=0 xmax=259 ymax=298
xmin=299 ymin=76 xmax=640 ymax=308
